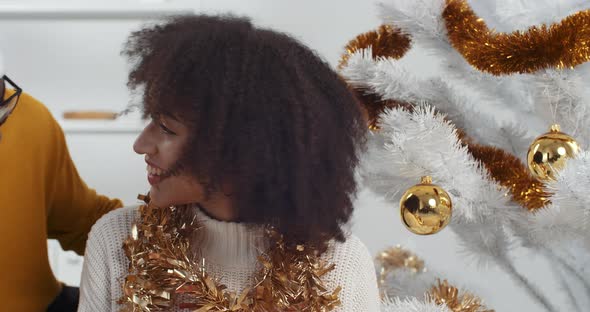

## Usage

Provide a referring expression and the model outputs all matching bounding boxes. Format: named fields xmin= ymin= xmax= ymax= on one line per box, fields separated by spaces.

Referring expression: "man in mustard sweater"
xmin=0 ymin=67 xmax=123 ymax=309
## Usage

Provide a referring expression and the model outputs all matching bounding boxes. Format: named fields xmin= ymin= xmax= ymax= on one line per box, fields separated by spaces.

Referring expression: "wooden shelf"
xmin=59 ymin=118 xmax=147 ymax=134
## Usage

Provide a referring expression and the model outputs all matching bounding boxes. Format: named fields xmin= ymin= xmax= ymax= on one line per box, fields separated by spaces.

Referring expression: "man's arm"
xmin=46 ymin=115 xmax=123 ymax=255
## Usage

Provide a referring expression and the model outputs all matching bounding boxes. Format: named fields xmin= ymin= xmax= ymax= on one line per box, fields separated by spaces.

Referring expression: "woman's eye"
xmin=158 ymin=122 xmax=176 ymax=135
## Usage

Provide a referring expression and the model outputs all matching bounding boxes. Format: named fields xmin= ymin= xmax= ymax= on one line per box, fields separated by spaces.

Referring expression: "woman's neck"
xmin=190 ymin=203 xmax=265 ymax=267
xmin=198 ymin=192 xmax=236 ymax=222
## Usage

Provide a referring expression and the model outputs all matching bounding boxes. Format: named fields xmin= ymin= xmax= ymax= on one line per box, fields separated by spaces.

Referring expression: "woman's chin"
xmin=149 ymin=192 xmax=186 ymax=208
xmin=147 ymin=189 xmax=168 ymax=207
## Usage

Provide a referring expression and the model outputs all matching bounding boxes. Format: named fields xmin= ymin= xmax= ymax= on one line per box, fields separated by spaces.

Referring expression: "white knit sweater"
xmin=78 ymin=206 xmax=381 ymax=311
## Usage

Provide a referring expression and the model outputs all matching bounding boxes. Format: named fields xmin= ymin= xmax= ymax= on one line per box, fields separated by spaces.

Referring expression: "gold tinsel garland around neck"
xmin=118 ymin=195 xmax=341 ymax=311
xmin=443 ymin=0 xmax=590 ymax=75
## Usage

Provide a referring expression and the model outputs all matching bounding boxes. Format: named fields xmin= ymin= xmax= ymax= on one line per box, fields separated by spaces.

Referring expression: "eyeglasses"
xmin=0 ymin=75 xmax=22 ymax=127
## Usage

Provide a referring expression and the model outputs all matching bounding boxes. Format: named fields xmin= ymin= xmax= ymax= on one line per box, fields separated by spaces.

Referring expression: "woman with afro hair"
xmin=78 ymin=14 xmax=380 ymax=312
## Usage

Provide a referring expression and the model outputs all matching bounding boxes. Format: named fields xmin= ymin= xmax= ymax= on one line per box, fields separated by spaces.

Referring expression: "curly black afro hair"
xmin=124 ymin=14 xmax=367 ymax=246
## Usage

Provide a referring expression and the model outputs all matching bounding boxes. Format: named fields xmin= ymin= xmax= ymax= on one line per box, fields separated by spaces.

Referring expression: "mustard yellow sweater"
xmin=0 ymin=89 xmax=122 ymax=311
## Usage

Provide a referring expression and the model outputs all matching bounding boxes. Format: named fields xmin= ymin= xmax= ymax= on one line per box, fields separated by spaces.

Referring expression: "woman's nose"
xmin=133 ymin=122 xmax=157 ymax=155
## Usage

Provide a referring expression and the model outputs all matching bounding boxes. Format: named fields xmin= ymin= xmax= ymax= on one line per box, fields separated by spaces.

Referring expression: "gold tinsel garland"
xmin=339 ymin=24 xmax=411 ymax=69
xmin=352 ymin=89 xmax=414 ymax=130
xmin=467 ymin=144 xmax=550 ymax=211
xmin=376 ymin=246 xmax=425 ymax=275
xmin=375 ymin=247 xmax=493 ymax=311
xmin=375 ymin=246 xmax=426 ymax=295
xmin=443 ymin=0 xmax=590 ymax=75
xmin=428 ymin=280 xmax=494 ymax=312
xmin=338 ymin=24 xmax=412 ymax=129
xmin=119 ymin=196 xmax=341 ymax=311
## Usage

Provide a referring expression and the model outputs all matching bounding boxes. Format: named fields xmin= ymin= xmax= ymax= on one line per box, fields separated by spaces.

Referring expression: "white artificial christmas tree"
xmin=339 ymin=0 xmax=590 ymax=311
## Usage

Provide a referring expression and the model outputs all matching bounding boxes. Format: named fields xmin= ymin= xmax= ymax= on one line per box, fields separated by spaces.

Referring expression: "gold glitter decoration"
xmin=119 ymin=195 xmax=340 ymax=311
xmin=375 ymin=246 xmax=425 ymax=292
xmin=527 ymin=124 xmax=580 ymax=181
xmin=429 ymin=279 xmax=494 ymax=312
xmin=399 ymin=176 xmax=453 ymax=235
xmin=339 ymin=24 xmax=411 ymax=69
xmin=443 ymin=0 xmax=590 ymax=75
xmin=467 ymin=143 xmax=551 ymax=211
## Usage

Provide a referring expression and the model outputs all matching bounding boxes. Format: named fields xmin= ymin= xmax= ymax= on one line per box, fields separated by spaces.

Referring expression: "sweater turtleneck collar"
xmin=190 ymin=204 xmax=267 ymax=268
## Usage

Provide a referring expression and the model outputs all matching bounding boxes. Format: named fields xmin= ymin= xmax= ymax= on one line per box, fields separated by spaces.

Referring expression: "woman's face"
xmin=133 ymin=115 xmax=204 ymax=208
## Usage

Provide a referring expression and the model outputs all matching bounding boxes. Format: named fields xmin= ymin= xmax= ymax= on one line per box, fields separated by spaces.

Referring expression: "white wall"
xmin=1 ymin=1 xmax=564 ymax=311
xmin=0 ymin=0 xmax=384 ymax=115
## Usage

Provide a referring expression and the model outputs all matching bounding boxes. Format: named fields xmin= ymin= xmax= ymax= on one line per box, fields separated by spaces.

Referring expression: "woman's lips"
xmin=146 ymin=161 xmax=165 ymax=185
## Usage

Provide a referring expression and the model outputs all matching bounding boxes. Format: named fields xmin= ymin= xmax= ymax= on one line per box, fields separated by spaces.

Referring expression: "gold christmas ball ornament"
xmin=399 ymin=176 xmax=452 ymax=235
xmin=527 ymin=124 xmax=580 ymax=181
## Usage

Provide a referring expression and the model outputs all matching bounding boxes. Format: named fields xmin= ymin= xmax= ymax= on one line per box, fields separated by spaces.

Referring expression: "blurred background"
xmin=0 ymin=1 xmax=559 ymax=311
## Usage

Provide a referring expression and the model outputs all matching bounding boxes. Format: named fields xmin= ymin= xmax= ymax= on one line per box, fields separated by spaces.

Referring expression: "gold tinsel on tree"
xmin=428 ymin=280 xmax=494 ymax=312
xmin=375 ymin=246 xmax=426 ymax=291
xmin=467 ymin=144 xmax=550 ymax=211
xmin=351 ymin=89 xmax=414 ymax=131
xmin=443 ymin=0 xmax=590 ymax=75
xmin=339 ymin=24 xmax=411 ymax=69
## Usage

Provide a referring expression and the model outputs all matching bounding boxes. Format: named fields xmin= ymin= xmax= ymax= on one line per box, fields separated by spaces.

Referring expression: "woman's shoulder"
xmin=92 ymin=205 xmax=139 ymax=231
xmin=80 ymin=206 xmax=140 ymax=311
xmin=322 ymin=233 xmax=376 ymax=279
xmin=325 ymin=234 xmax=373 ymax=262
xmin=321 ymin=234 xmax=381 ymax=311
xmin=87 ymin=205 xmax=140 ymax=250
